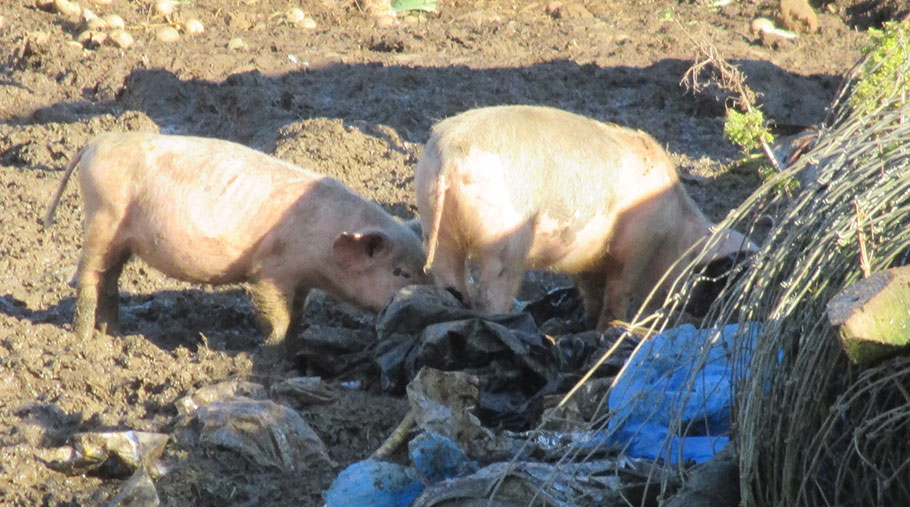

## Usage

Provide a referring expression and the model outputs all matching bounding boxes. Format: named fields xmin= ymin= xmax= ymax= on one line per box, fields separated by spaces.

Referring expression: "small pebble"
xmin=156 ymin=25 xmax=180 ymax=42
xmin=184 ymin=18 xmax=204 ymax=35
xmin=286 ymin=8 xmax=305 ymax=24
xmin=102 ymin=14 xmax=125 ymax=29
xmin=227 ymin=37 xmax=246 ymax=50
xmin=53 ymin=0 xmax=82 ymax=18
xmin=76 ymin=29 xmax=107 ymax=46
xmin=109 ymin=28 xmax=134 ymax=48
xmin=155 ymin=0 xmax=177 ymax=17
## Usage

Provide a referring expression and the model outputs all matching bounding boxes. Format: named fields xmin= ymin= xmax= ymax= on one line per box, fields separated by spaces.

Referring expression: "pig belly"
xmin=115 ymin=162 xmax=297 ymax=284
xmin=525 ymin=212 xmax=614 ymax=273
xmin=121 ymin=215 xmax=257 ymax=284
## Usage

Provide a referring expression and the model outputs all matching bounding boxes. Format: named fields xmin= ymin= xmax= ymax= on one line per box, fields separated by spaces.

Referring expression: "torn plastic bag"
xmin=411 ymin=460 xmax=630 ymax=507
xmin=44 ymin=430 xmax=168 ymax=478
xmin=186 ymin=395 xmax=333 ymax=471
xmin=175 ymin=379 xmax=267 ymax=417
xmin=519 ymin=286 xmax=588 ymax=335
xmin=106 ymin=466 xmax=160 ymax=507
xmin=374 ymin=286 xmax=629 ymax=430
xmin=270 ymin=376 xmax=336 ymax=409
xmin=607 ymin=322 xmax=760 ymax=464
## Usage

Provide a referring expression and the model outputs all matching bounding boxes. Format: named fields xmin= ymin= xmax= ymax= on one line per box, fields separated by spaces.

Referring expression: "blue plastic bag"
xmin=324 ymin=431 xmax=476 ymax=507
xmin=607 ymin=323 xmax=759 ymax=464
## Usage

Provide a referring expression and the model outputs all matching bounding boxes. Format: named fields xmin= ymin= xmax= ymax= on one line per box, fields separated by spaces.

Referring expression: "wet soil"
xmin=0 ymin=0 xmax=896 ymax=505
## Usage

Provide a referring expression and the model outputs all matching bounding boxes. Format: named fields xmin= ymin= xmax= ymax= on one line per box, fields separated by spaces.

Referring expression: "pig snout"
xmin=46 ymin=132 xmax=426 ymax=353
xmin=416 ymin=105 xmax=754 ymax=330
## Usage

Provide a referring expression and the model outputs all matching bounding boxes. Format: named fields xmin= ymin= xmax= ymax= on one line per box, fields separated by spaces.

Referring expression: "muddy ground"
xmin=0 ymin=0 xmax=902 ymax=505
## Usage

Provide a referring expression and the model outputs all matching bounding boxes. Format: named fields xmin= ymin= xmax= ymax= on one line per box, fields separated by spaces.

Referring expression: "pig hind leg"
xmin=474 ymin=224 xmax=533 ymax=315
xmin=426 ymin=231 xmax=469 ymax=303
xmin=96 ymin=250 xmax=130 ymax=336
xmin=74 ymin=216 xmax=130 ymax=339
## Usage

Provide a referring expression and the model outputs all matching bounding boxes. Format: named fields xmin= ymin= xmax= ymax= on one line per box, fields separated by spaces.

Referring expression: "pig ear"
xmin=333 ymin=230 xmax=392 ymax=271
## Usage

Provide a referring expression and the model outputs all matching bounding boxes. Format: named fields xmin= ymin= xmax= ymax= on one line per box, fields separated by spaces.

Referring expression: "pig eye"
xmin=393 ymin=268 xmax=410 ymax=279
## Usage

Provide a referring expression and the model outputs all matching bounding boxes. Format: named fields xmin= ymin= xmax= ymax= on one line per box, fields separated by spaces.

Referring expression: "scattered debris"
xmin=750 ymin=17 xmax=798 ymax=47
xmin=44 ymin=431 xmax=168 ymax=478
xmin=270 ymin=376 xmax=336 ymax=409
xmin=181 ymin=395 xmax=333 ymax=471
xmin=106 ymin=466 xmax=160 ymax=507
xmin=176 ymin=379 xmax=268 ymax=417
xmin=325 ymin=431 xmax=476 ymax=507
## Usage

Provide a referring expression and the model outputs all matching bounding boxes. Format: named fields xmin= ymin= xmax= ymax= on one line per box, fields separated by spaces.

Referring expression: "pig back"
xmin=78 ymin=133 xmax=323 ymax=283
xmin=419 ymin=105 xmax=682 ymax=269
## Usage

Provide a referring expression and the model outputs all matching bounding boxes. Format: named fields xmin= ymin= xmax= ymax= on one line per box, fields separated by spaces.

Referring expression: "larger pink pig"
xmin=44 ymin=132 xmax=427 ymax=349
xmin=416 ymin=105 xmax=753 ymax=330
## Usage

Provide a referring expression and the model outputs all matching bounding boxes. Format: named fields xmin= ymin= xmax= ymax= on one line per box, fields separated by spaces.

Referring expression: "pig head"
xmin=415 ymin=105 xmax=754 ymax=330
xmin=44 ymin=132 xmax=427 ymax=350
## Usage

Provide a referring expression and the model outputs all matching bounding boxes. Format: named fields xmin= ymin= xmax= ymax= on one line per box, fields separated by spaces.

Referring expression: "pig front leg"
xmin=598 ymin=249 xmax=661 ymax=330
xmin=248 ymin=278 xmax=300 ymax=349
xmin=574 ymin=269 xmax=607 ymax=329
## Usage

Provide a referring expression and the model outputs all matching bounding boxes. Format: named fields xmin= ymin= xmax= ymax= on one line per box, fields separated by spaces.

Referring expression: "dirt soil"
xmin=0 ymin=0 xmax=899 ymax=505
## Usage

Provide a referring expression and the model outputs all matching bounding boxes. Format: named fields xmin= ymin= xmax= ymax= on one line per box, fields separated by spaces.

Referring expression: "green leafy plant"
xmin=723 ymin=108 xmax=774 ymax=153
xmin=848 ymin=20 xmax=910 ymax=116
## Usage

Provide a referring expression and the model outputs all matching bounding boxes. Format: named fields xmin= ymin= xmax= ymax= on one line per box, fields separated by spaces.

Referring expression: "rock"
xmin=156 ymin=25 xmax=180 ymax=42
xmin=183 ymin=18 xmax=204 ymax=36
xmin=227 ymin=37 xmax=246 ymax=50
xmin=109 ymin=29 xmax=134 ymax=49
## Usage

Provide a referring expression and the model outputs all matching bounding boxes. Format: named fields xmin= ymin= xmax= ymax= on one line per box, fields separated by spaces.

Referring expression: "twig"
xmin=854 ymin=199 xmax=871 ymax=278
xmin=371 ymin=409 xmax=416 ymax=460
xmin=678 ymin=23 xmax=783 ymax=172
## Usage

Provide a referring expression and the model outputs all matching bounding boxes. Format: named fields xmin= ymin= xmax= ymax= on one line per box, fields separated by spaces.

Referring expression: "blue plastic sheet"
xmin=607 ymin=322 xmax=760 ymax=464
xmin=324 ymin=431 xmax=476 ymax=507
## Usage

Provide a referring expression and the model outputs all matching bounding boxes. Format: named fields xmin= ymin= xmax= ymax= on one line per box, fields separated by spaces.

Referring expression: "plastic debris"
xmin=390 ymin=0 xmax=437 ymax=14
xmin=175 ymin=379 xmax=267 ymax=417
xmin=106 ymin=466 xmax=160 ymax=507
xmin=45 ymin=430 xmax=168 ymax=478
xmin=404 ymin=368 xmax=499 ymax=459
xmin=373 ymin=285 xmax=629 ymax=430
xmin=607 ymin=322 xmax=760 ymax=464
xmin=324 ymin=431 xmax=476 ymax=507
xmin=187 ymin=395 xmax=333 ymax=471
xmin=270 ymin=376 xmax=335 ymax=409
xmin=412 ymin=460 xmax=631 ymax=506
xmin=324 ymin=460 xmax=423 ymax=507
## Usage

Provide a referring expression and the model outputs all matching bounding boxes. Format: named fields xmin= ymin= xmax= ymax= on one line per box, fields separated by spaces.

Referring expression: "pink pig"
xmin=416 ymin=105 xmax=753 ymax=330
xmin=44 ymin=132 xmax=427 ymax=348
